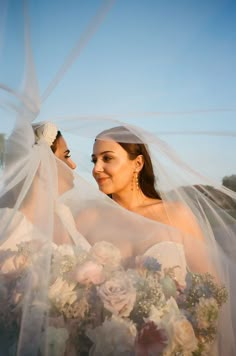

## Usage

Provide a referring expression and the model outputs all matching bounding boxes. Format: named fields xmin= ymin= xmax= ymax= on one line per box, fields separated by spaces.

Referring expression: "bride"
xmin=1 ymin=118 xmax=235 ymax=356
xmin=91 ymin=125 xmax=215 ymax=276
xmin=1 ymin=1 xmax=236 ymax=354
xmin=0 ymin=121 xmax=78 ymax=255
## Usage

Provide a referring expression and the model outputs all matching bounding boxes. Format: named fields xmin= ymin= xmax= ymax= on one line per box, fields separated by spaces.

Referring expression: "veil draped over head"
xmin=1 ymin=1 xmax=236 ymax=355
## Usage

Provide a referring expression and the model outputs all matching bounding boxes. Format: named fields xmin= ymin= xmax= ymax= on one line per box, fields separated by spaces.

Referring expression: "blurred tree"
xmin=0 ymin=133 xmax=5 ymax=168
xmin=222 ymin=175 xmax=236 ymax=192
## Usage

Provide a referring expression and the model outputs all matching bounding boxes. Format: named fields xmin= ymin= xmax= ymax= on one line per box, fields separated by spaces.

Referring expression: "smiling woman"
xmin=0 ymin=0 xmax=236 ymax=355
xmin=91 ymin=126 xmax=224 ymax=274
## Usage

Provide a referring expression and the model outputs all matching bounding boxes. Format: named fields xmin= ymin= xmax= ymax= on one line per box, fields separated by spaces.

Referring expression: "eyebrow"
xmin=64 ymin=149 xmax=70 ymax=154
xmin=91 ymin=150 xmax=114 ymax=158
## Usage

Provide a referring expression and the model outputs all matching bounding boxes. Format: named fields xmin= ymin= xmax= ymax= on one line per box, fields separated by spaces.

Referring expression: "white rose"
xmin=148 ymin=298 xmax=197 ymax=355
xmin=97 ymin=273 xmax=136 ymax=317
xmin=48 ymin=277 xmax=77 ymax=308
xmin=87 ymin=315 xmax=136 ymax=356
xmin=89 ymin=241 xmax=121 ymax=267
xmin=74 ymin=260 xmax=105 ymax=285
xmin=173 ymin=317 xmax=198 ymax=354
xmin=163 ymin=316 xmax=198 ymax=355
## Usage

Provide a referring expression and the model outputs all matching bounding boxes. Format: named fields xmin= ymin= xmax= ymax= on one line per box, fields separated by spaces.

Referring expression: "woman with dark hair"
xmin=50 ymin=130 xmax=76 ymax=170
xmin=93 ymin=126 xmax=161 ymax=200
xmin=92 ymin=126 xmax=205 ymax=256
xmin=91 ymin=124 xmax=236 ymax=354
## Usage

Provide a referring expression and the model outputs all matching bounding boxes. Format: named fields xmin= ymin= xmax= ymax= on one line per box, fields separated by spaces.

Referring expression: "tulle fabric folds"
xmin=0 ymin=1 xmax=236 ymax=355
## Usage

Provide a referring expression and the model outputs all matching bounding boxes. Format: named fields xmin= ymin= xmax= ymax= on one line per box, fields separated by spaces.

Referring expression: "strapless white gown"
xmin=0 ymin=205 xmax=90 ymax=273
xmin=0 ymin=208 xmax=35 ymax=251
xmin=144 ymin=241 xmax=187 ymax=286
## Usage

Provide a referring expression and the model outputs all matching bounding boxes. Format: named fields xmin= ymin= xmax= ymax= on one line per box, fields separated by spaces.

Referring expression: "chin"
xmin=98 ymin=186 xmax=110 ymax=195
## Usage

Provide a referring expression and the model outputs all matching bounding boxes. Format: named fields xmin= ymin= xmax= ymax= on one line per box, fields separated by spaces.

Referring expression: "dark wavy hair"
xmin=96 ymin=126 xmax=161 ymax=200
xmin=50 ymin=131 xmax=62 ymax=153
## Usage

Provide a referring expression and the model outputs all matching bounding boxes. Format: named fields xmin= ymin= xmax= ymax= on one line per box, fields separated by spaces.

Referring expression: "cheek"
xmin=111 ymin=164 xmax=133 ymax=184
xmin=107 ymin=162 xmax=122 ymax=176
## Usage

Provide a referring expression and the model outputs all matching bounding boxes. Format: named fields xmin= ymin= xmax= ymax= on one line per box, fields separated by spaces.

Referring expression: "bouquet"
xmin=0 ymin=240 xmax=228 ymax=356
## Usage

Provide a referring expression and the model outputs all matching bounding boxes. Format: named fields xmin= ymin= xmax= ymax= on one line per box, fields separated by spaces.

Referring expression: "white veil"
xmin=1 ymin=1 xmax=236 ymax=355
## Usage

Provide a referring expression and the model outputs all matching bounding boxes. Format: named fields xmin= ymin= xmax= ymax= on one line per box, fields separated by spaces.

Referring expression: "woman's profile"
xmin=92 ymin=126 xmax=214 ymax=274
xmin=0 ymin=121 xmax=90 ymax=264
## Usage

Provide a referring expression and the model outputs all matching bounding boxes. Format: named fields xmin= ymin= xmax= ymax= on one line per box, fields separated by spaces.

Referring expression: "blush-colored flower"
xmin=97 ymin=273 xmax=136 ymax=317
xmin=135 ymin=321 xmax=168 ymax=356
xmin=74 ymin=260 xmax=105 ymax=285
xmin=1 ymin=253 xmax=28 ymax=273
xmin=89 ymin=241 xmax=121 ymax=267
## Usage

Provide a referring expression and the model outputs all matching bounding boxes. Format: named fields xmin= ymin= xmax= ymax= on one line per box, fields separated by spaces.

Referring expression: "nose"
xmin=68 ymin=158 xmax=77 ymax=170
xmin=93 ymin=160 xmax=104 ymax=174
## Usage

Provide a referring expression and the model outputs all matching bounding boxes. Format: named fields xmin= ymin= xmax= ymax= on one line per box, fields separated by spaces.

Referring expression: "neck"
xmin=112 ymin=189 xmax=147 ymax=211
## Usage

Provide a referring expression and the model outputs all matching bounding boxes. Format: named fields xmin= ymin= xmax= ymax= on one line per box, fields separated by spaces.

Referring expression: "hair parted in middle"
xmin=96 ymin=126 xmax=161 ymax=200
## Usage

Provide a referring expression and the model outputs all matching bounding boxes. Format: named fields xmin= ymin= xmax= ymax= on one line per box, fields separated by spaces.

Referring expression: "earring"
xmin=136 ymin=172 xmax=139 ymax=190
xmin=131 ymin=171 xmax=139 ymax=191
xmin=131 ymin=171 xmax=135 ymax=191
xmin=131 ymin=171 xmax=136 ymax=191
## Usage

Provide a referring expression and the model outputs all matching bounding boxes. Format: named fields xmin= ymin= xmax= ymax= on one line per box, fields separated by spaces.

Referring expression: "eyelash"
xmin=91 ymin=156 xmax=113 ymax=164
xmin=65 ymin=154 xmax=71 ymax=159
xmin=103 ymin=155 xmax=112 ymax=162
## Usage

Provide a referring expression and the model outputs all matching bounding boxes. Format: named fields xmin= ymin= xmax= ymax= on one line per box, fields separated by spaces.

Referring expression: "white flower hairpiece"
xmin=33 ymin=122 xmax=58 ymax=147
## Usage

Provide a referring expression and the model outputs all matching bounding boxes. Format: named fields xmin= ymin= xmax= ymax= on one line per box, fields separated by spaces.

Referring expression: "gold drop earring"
xmin=136 ymin=172 xmax=139 ymax=191
xmin=131 ymin=170 xmax=136 ymax=191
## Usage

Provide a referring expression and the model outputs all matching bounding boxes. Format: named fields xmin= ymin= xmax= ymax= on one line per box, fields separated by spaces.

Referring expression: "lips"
xmin=96 ymin=177 xmax=109 ymax=185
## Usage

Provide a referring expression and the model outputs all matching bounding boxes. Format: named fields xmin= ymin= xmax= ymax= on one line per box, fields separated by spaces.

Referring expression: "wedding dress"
xmin=0 ymin=208 xmax=34 ymax=252
xmin=1 ymin=1 xmax=236 ymax=355
xmin=144 ymin=241 xmax=187 ymax=287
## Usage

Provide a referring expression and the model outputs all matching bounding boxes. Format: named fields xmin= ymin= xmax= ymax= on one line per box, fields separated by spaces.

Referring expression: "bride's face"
xmin=92 ymin=139 xmax=137 ymax=195
xmin=54 ymin=136 xmax=76 ymax=195
xmin=54 ymin=135 xmax=76 ymax=170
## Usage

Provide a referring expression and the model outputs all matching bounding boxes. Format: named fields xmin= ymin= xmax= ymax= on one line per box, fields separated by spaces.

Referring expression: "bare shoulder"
xmin=164 ymin=201 xmax=204 ymax=241
xmin=141 ymin=199 xmax=187 ymax=216
xmin=164 ymin=201 xmax=193 ymax=216
xmin=139 ymin=199 xmax=204 ymax=241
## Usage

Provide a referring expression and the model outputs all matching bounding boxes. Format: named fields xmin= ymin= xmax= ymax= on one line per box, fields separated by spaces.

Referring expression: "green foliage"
xmin=222 ymin=174 xmax=236 ymax=192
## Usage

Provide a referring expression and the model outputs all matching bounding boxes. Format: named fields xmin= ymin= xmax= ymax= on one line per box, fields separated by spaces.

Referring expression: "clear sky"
xmin=0 ymin=0 xmax=236 ymax=183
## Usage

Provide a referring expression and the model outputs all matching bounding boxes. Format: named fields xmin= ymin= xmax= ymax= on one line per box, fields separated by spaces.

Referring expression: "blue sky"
xmin=0 ymin=0 xmax=235 ymax=183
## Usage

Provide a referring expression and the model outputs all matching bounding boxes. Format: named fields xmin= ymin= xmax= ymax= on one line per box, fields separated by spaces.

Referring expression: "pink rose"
xmin=89 ymin=241 xmax=121 ymax=267
xmin=74 ymin=261 xmax=105 ymax=285
xmin=97 ymin=273 xmax=136 ymax=317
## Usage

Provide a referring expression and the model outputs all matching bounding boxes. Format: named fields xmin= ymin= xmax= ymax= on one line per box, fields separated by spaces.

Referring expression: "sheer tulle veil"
xmin=0 ymin=1 xmax=236 ymax=355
